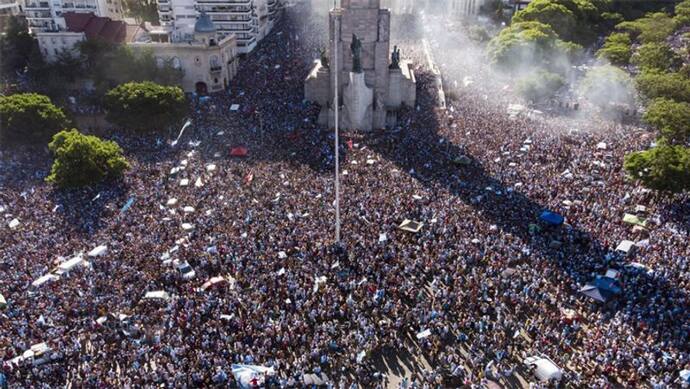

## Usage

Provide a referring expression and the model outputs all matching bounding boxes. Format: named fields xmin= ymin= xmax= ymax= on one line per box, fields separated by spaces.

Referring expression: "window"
xmin=171 ymin=57 xmax=181 ymax=69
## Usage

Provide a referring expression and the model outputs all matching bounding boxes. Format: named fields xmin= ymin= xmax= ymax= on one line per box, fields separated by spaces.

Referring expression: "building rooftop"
xmin=64 ymin=12 xmax=126 ymax=43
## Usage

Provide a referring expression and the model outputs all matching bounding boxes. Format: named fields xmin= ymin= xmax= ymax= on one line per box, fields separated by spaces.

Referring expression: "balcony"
xmin=210 ymin=65 xmax=222 ymax=73
xmin=24 ymin=2 xmax=49 ymax=9
xmin=196 ymin=0 xmax=250 ymax=3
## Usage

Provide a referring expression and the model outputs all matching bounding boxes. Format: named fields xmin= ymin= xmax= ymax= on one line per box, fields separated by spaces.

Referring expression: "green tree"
xmin=78 ymin=43 xmax=183 ymax=95
xmin=596 ymin=32 xmax=632 ymax=65
xmin=0 ymin=16 xmax=37 ymax=78
xmin=516 ymin=71 xmax=565 ymax=103
xmin=675 ymin=0 xmax=690 ymax=27
xmin=636 ymin=71 xmax=690 ymax=102
xmin=513 ymin=0 xmax=577 ymax=41
xmin=0 ymin=93 xmax=69 ymax=143
xmin=512 ymin=0 xmax=610 ymax=44
xmin=617 ymin=12 xmax=676 ymax=43
xmin=487 ymin=21 xmax=582 ymax=72
xmin=632 ymin=42 xmax=682 ymax=72
xmin=52 ymin=49 xmax=84 ymax=83
xmin=124 ymin=0 xmax=159 ymax=23
xmin=104 ymin=81 xmax=186 ymax=131
xmin=624 ymin=142 xmax=690 ymax=193
xmin=579 ymin=65 xmax=635 ymax=107
xmin=644 ymin=98 xmax=690 ymax=144
xmin=46 ymin=129 xmax=129 ymax=188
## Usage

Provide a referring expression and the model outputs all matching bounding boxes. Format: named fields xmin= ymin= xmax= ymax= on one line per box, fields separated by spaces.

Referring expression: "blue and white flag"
xmin=231 ymin=364 xmax=274 ymax=388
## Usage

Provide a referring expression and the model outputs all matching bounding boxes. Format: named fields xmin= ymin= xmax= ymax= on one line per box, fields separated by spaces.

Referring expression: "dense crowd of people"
xmin=1 ymin=4 xmax=689 ymax=389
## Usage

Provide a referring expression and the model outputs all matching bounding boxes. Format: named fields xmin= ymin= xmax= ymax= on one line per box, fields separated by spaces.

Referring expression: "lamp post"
xmin=333 ymin=0 xmax=341 ymax=245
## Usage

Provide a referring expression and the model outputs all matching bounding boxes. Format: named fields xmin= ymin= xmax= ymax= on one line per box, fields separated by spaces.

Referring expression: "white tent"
xmin=31 ymin=274 xmax=59 ymax=287
xmin=88 ymin=245 xmax=108 ymax=257
xmin=201 ymin=276 xmax=227 ymax=290
xmin=615 ymin=240 xmax=635 ymax=254
xmin=523 ymin=355 xmax=563 ymax=382
xmin=143 ymin=291 xmax=171 ymax=300
xmin=416 ymin=329 xmax=432 ymax=339
xmin=56 ymin=254 xmax=86 ymax=275
xmin=398 ymin=219 xmax=423 ymax=233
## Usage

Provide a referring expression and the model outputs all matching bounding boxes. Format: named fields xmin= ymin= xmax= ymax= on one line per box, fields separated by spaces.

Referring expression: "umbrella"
xmin=579 ymin=285 xmax=612 ymax=303
xmin=0 ymin=293 xmax=6 ymax=309
xmin=539 ymin=211 xmax=564 ymax=226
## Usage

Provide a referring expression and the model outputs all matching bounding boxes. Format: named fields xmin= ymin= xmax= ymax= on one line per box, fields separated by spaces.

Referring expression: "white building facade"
xmin=23 ymin=0 xmax=124 ymax=32
xmin=157 ymin=0 xmax=281 ymax=54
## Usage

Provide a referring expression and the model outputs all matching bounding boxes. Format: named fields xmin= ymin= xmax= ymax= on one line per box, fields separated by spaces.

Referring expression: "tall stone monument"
xmin=304 ymin=0 xmax=416 ymax=131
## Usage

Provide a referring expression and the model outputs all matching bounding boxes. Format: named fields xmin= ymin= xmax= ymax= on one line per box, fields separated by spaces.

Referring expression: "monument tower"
xmin=305 ymin=0 xmax=416 ymax=131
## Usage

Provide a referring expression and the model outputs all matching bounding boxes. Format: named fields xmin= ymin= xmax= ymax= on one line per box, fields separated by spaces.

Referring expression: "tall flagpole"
xmin=334 ymin=0 xmax=341 ymax=245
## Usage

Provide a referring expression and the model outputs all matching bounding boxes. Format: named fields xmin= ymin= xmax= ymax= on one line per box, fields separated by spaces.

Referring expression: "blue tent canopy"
xmin=593 ymin=276 xmax=622 ymax=294
xmin=579 ymin=276 xmax=622 ymax=302
xmin=540 ymin=211 xmax=564 ymax=226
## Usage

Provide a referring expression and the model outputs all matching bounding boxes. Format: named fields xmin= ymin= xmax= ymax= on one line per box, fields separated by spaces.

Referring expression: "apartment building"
xmin=23 ymin=0 xmax=123 ymax=32
xmin=0 ymin=0 xmax=20 ymax=30
xmin=157 ymin=0 xmax=281 ymax=54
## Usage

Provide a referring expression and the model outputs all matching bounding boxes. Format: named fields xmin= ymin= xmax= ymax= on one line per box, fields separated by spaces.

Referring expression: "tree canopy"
xmin=0 ymin=93 xmax=69 ymax=143
xmin=636 ymin=71 xmax=690 ymax=103
xmin=624 ymin=142 xmax=690 ymax=193
xmin=513 ymin=0 xmax=578 ymax=41
xmin=46 ymin=129 xmax=129 ymax=188
xmin=77 ymin=42 xmax=184 ymax=95
xmin=632 ymin=42 xmax=682 ymax=72
xmin=516 ymin=71 xmax=565 ymax=103
xmin=616 ymin=12 xmax=676 ymax=43
xmin=674 ymin=0 xmax=690 ymax=27
xmin=643 ymin=98 xmax=690 ymax=145
xmin=104 ymin=81 xmax=186 ymax=131
xmin=512 ymin=0 xmax=609 ymax=44
xmin=0 ymin=16 xmax=38 ymax=79
xmin=579 ymin=65 xmax=635 ymax=107
xmin=596 ymin=32 xmax=632 ymax=65
xmin=487 ymin=21 xmax=582 ymax=72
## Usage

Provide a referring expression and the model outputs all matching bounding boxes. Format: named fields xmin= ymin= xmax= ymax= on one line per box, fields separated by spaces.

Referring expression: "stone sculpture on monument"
xmin=304 ymin=0 xmax=416 ymax=131
xmin=343 ymin=34 xmax=374 ymax=130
